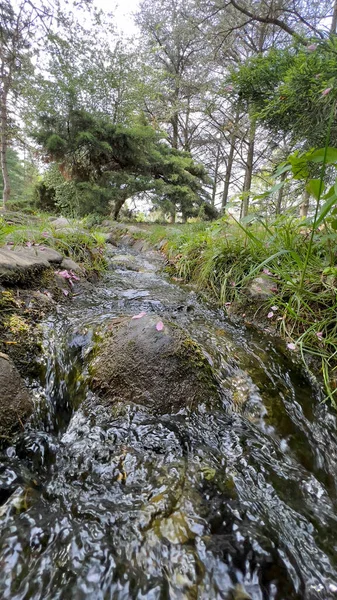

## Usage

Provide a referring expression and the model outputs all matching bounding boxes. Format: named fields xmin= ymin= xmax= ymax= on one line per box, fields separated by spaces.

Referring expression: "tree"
xmin=34 ymin=108 xmax=211 ymax=220
xmin=0 ymin=1 xmax=35 ymax=209
xmin=0 ymin=147 xmax=38 ymax=209
xmin=136 ymin=0 xmax=211 ymax=151
xmin=230 ymin=37 xmax=337 ymax=149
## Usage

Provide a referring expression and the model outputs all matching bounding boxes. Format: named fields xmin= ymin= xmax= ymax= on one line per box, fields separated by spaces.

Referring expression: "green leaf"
xmin=273 ymin=163 xmax=292 ymax=178
xmin=307 ymin=147 xmax=337 ymax=165
xmin=253 ymin=181 xmax=285 ymax=200
xmin=306 ymin=178 xmax=325 ymax=200
xmin=288 ymin=154 xmax=309 ymax=179
xmin=314 ymin=192 xmax=337 ymax=229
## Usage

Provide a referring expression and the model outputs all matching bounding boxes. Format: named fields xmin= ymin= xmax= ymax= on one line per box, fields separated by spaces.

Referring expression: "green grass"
xmin=138 ymin=216 xmax=337 ymax=405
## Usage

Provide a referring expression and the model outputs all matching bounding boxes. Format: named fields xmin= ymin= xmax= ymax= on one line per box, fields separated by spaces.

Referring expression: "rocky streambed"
xmin=0 ymin=233 xmax=337 ymax=599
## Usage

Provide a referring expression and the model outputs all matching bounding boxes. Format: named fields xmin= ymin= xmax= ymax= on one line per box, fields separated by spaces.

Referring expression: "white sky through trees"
xmin=95 ymin=0 xmax=140 ymax=35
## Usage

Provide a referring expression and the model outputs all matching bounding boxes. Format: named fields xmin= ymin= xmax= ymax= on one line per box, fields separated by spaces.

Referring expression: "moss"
xmin=177 ymin=336 xmax=218 ymax=393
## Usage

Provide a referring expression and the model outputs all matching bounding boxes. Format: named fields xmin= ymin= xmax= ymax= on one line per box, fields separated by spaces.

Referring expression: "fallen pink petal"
xmin=322 ymin=87 xmax=332 ymax=96
xmin=307 ymin=44 xmax=317 ymax=52
xmin=287 ymin=342 xmax=296 ymax=350
xmin=156 ymin=321 xmax=164 ymax=331
xmin=57 ymin=270 xmax=71 ymax=279
xmin=62 ymin=289 xmax=69 ymax=296
xmin=132 ymin=312 xmax=146 ymax=320
xmin=271 ymin=306 xmax=278 ymax=311
xmin=316 ymin=331 xmax=323 ymax=339
xmin=267 ymin=311 xmax=274 ymax=319
xmin=70 ymin=271 xmax=80 ymax=281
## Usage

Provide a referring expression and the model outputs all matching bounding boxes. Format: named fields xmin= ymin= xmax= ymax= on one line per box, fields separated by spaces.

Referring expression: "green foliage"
xmin=34 ymin=108 xmax=210 ymax=219
xmin=231 ymin=37 xmax=337 ymax=148
xmin=0 ymin=149 xmax=38 ymax=211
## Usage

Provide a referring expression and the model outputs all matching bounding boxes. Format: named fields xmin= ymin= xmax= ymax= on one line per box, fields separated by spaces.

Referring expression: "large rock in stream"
xmin=90 ymin=315 xmax=219 ymax=414
xmin=0 ymin=353 xmax=33 ymax=441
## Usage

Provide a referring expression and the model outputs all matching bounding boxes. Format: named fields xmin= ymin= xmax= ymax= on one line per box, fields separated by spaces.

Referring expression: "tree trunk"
xmin=300 ymin=189 xmax=310 ymax=218
xmin=113 ymin=194 xmax=127 ymax=220
xmin=222 ymin=106 xmax=240 ymax=211
xmin=275 ymin=172 xmax=286 ymax=215
xmin=169 ymin=206 xmax=176 ymax=223
xmin=331 ymin=0 xmax=337 ymax=34
xmin=222 ymin=144 xmax=235 ymax=211
xmin=240 ymin=117 xmax=256 ymax=219
xmin=0 ymin=87 xmax=10 ymax=210
xmin=171 ymin=112 xmax=179 ymax=150
xmin=212 ymin=145 xmax=221 ymax=207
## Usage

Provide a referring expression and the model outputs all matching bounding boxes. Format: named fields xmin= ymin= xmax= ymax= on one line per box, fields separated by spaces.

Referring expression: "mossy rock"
xmin=90 ymin=315 xmax=219 ymax=414
xmin=0 ymin=353 xmax=34 ymax=444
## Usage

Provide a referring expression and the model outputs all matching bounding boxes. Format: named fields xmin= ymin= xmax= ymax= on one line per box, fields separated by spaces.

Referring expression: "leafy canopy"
xmin=34 ymin=108 xmax=210 ymax=218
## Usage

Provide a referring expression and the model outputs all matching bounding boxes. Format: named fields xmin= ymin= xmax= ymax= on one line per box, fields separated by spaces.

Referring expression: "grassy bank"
xmin=0 ymin=213 xmax=107 ymax=276
xmin=136 ymin=217 xmax=337 ymax=404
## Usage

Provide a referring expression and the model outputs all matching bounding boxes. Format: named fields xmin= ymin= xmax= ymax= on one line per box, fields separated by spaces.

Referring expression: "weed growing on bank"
xmin=141 ymin=217 xmax=337 ymax=405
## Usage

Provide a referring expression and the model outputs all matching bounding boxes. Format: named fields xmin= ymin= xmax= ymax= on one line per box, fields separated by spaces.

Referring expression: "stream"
xmin=1 ymin=242 xmax=337 ymax=599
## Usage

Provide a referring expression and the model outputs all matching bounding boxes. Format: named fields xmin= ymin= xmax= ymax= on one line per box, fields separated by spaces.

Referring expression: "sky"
xmin=94 ymin=0 xmax=140 ymax=36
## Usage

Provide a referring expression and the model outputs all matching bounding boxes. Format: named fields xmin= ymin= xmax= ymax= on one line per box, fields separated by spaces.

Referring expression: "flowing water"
xmin=1 ymin=242 xmax=337 ymax=599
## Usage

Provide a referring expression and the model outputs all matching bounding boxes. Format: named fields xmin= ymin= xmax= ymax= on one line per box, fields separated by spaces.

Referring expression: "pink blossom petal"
xmin=287 ymin=342 xmax=296 ymax=351
xmin=316 ymin=331 xmax=323 ymax=339
xmin=70 ymin=271 xmax=80 ymax=281
xmin=57 ymin=270 xmax=71 ymax=279
xmin=41 ymin=232 xmax=50 ymax=237
xmin=26 ymin=241 xmax=33 ymax=248
xmin=267 ymin=311 xmax=274 ymax=319
xmin=271 ymin=306 xmax=278 ymax=311
xmin=307 ymin=44 xmax=317 ymax=52
xmin=62 ymin=289 xmax=69 ymax=296
xmin=156 ymin=321 xmax=164 ymax=331
xmin=263 ymin=268 xmax=272 ymax=275
xmin=322 ymin=87 xmax=332 ymax=96
xmin=132 ymin=311 xmax=146 ymax=320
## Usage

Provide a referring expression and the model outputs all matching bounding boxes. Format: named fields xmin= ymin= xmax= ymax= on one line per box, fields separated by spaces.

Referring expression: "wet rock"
xmin=109 ymin=254 xmax=139 ymax=271
xmin=14 ymin=246 xmax=63 ymax=265
xmin=101 ymin=232 xmax=118 ymax=246
xmin=0 ymin=246 xmax=63 ymax=284
xmin=50 ymin=216 xmax=70 ymax=229
xmin=119 ymin=234 xmax=135 ymax=246
xmin=247 ymin=275 xmax=277 ymax=298
xmin=0 ymin=247 xmax=49 ymax=284
xmin=125 ymin=225 xmax=145 ymax=235
xmin=133 ymin=239 xmax=150 ymax=252
xmin=60 ymin=258 xmax=85 ymax=275
xmin=0 ymin=353 xmax=33 ymax=442
xmin=31 ymin=290 xmax=55 ymax=306
xmin=155 ymin=239 xmax=168 ymax=251
xmin=90 ymin=314 xmax=219 ymax=414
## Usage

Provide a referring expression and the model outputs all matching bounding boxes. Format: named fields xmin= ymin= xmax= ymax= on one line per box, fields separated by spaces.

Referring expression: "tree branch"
xmin=229 ymin=0 xmax=307 ymax=43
